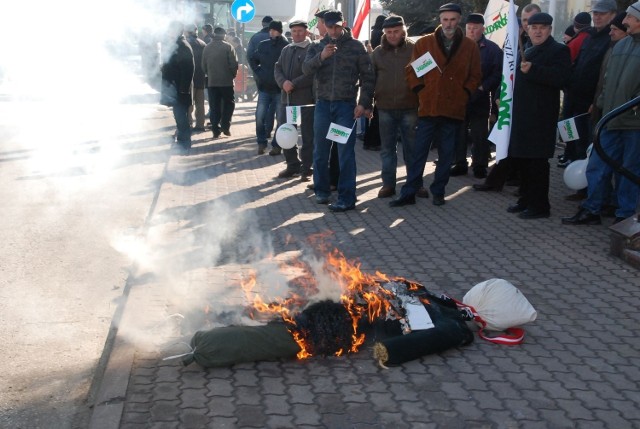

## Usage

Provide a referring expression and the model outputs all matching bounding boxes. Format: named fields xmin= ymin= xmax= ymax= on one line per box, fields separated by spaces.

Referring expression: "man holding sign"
xmin=274 ymin=20 xmax=316 ymax=180
xmin=302 ymin=10 xmax=375 ymax=212
xmin=390 ymin=3 xmax=481 ymax=207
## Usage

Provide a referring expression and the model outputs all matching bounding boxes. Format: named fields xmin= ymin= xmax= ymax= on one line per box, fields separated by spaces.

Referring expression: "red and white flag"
xmin=351 ymin=0 xmax=371 ymax=39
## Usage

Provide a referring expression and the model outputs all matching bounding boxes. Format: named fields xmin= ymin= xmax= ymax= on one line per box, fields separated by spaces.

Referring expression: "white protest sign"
xmin=286 ymin=106 xmax=301 ymax=125
xmin=411 ymin=51 xmax=438 ymax=78
xmin=558 ymin=117 xmax=580 ymax=142
xmin=326 ymin=122 xmax=354 ymax=144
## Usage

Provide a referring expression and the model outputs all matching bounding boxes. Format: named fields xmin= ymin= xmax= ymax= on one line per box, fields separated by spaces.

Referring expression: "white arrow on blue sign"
xmin=231 ymin=0 xmax=256 ymax=23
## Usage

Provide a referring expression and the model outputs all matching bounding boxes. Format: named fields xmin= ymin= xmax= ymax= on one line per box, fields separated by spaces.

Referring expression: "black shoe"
xmin=328 ymin=203 xmax=355 ymax=212
xmin=613 ymin=217 xmax=626 ymax=224
xmin=473 ymin=183 xmax=502 ymax=192
xmin=315 ymin=196 xmax=330 ymax=204
xmin=222 ymin=129 xmax=231 ymax=136
xmin=561 ymin=208 xmax=602 ymax=225
xmin=416 ymin=187 xmax=430 ymax=198
xmin=269 ymin=147 xmax=282 ymax=156
xmin=432 ymin=195 xmax=445 ymax=206
xmin=258 ymin=145 xmax=267 ymax=155
xmin=389 ymin=195 xmax=416 ymax=207
xmin=557 ymin=159 xmax=572 ymax=168
xmin=449 ymin=163 xmax=468 ymax=176
xmin=505 ymin=179 xmax=520 ymax=187
xmin=518 ymin=209 xmax=550 ymax=219
xmin=507 ymin=203 xmax=526 ymax=213
xmin=473 ymin=167 xmax=488 ymax=179
xmin=277 ymin=168 xmax=300 ymax=178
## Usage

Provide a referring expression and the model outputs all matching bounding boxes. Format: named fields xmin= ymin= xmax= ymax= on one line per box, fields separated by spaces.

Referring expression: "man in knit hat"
xmin=250 ymin=21 xmax=290 ymax=155
xmin=563 ymin=2 xmax=640 ymax=225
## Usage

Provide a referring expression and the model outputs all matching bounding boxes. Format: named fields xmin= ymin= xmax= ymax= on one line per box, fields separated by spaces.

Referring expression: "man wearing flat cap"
xmin=559 ymin=0 xmax=618 ymax=170
xmin=505 ymin=12 xmax=571 ymax=219
xmin=302 ymin=9 xmax=375 ymax=212
xmin=274 ymin=20 xmax=316 ymax=180
xmin=250 ymin=21 xmax=290 ymax=155
xmin=371 ymin=15 xmax=420 ymax=198
xmin=390 ymin=2 xmax=481 ymax=207
xmin=449 ymin=12 xmax=503 ymax=179
xmin=563 ymin=2 xmax=640 ymax=225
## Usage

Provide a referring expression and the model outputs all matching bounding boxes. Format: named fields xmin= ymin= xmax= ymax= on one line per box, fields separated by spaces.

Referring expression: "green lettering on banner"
xmin=496 ymin=78 xmax=512 ymax=130
xmin=292 ymin=108 xmax=298 ymax=122
xmin=416 ymin=59 xmax=433 ymax=72
xmin=330 ymin=128 xmax=349 ymax=137
xmin=484 ymin=14 xmax=505 ymax=35
xmin=565 ymin=122 xmax=574 ymax=139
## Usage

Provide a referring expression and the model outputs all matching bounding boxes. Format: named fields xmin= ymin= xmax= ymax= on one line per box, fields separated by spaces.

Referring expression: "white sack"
xmin=463 ymin=278 xmax=537 ymax=331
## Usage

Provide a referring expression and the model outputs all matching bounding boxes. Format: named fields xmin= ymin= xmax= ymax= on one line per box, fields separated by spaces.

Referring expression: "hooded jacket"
xmin=405 ymin=25 xmax=481 ymax=120
xmin=371 ymin=35 xmax=418 ymax=110
xmin=250 ymin=35 xmax=289 ymax=93
xmin=302 ymin=27 xmax=375 ymax=109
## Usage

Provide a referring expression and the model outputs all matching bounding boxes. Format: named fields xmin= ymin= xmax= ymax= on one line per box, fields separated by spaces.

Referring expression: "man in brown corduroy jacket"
xmin=390 ymin=3 xmax=481 ymax=207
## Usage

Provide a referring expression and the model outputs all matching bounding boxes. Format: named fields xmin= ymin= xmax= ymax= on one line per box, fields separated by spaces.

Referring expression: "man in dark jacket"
xmin=250 ymin=20 xmax=289 ymax=155
xmin=274 ymin=20 xmax=315 ymax=180
xmin=303 ymin=10 xmax=375 ymax=212
xmin=247 ymin=16 xmax=273 ymax=62
xmin=202 ymin=27 xmax=238 ymax=138
xmin=450 ymin=13 xmax=503 ymax=179
xmin=559 ymin=0 xmax=618 ymax=167
xmin=186 ymin=24 xmax=207 ymax=132
xmin=161 ymin=21 xmax=195 ymax=150
xmin=506 ymin=12 xmax=572 ymax=219
xmin=371 ymin=16 xmax=419 ymax=198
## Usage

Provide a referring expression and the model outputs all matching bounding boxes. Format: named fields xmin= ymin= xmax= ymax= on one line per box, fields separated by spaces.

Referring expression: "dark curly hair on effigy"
xmin=291 ymin=300 xmax=353 ymax=357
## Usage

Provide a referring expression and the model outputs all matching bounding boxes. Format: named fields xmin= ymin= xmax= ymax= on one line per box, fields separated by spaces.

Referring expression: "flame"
xmin=238 ymin=244 xmax=418 ymax=360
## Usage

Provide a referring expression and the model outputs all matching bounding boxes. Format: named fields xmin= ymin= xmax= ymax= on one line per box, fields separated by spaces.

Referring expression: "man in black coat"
xmin=161 ymin=21 xmax=195 ymax=149
xmin=506 ymin=13 xmax=572 ymax=219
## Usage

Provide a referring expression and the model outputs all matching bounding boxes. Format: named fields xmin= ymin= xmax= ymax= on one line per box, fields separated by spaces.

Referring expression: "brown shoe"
xmin=416 ymin=187 xmax=430 ymax=198
xmin=377 ymin=186 xmax=396 ymax=198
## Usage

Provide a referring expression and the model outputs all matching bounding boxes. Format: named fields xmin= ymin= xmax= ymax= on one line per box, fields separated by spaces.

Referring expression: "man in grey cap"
xmin=390 ymin=3 xmax=481 ymax=207
xmin=274 ymin=20 xmax=315 ymax=180
xmin=562 ymin=2 xmax=640 ymax=225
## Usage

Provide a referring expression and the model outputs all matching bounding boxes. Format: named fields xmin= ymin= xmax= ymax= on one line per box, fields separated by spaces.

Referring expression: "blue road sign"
xmin=231 ymin=0 xmax=256 ymax=23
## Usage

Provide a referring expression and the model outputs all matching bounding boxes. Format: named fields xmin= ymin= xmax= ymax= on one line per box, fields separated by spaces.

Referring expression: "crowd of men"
xmin=159 ymin=1 xmax=640 ymax=220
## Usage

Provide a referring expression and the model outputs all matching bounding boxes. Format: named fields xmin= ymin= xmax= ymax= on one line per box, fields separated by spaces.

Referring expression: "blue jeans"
xmin=256 ymin=90 xmax=280 ymax=146
xmin=378 ymin=109 xmax=417 ymax=187
xmin=582 ymin=128 xmax=640 ymax=218
xmin=400 ymin=116 xmax=460 ymax=198
xmin=313 ymin=99 xmax=357 ymax=207
xmin=173 ymin=101 xmax=191 ymax=146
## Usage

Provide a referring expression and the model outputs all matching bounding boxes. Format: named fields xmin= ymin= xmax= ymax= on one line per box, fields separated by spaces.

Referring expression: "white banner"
xmin=558 ymin=117 xmax=580 ymax=142
xmin=326 ymin=122 xmax=354 ymax=144
xmin=483 ymin=0 xmax=519 ymax=47
xmin=307 ymin=0 xmax=335 ymax=36
xmin=411 ymin=51 xmax=438 ymax=78
xmin=488 ymin=0 xmax=518 ymax=162
xmin=286 ymin=106 xmax=301 ymax=125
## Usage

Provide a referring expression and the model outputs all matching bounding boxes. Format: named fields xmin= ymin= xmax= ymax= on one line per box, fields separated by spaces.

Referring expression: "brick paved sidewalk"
xmin=90 ymin=102 xmax=640 ymax=429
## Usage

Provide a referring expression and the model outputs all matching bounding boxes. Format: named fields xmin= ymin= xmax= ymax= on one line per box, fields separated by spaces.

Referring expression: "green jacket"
xmin=598 ymin=33 xmax=640 ymax=130
xmin=371 ymin=35 xmax=418 ymax=110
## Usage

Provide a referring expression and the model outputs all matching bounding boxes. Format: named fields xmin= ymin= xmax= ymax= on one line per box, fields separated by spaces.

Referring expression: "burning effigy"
xmin=177 ymin=234 xmax=537 ymax=368
xmin=180 ymin=245 xmax=489 ymax=368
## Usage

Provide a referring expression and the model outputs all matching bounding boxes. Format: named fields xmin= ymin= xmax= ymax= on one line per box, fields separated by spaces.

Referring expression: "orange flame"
xmin=238 ymin=245 xmax=416 ymax=360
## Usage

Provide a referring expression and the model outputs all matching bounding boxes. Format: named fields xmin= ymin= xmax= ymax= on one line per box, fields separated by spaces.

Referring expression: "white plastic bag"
xmin=463 ymin=279 xmax=537 ymax=331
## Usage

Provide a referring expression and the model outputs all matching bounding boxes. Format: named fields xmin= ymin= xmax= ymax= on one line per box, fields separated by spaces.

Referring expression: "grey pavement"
xmin=90 ymin=101 xmax=640 ymax=429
